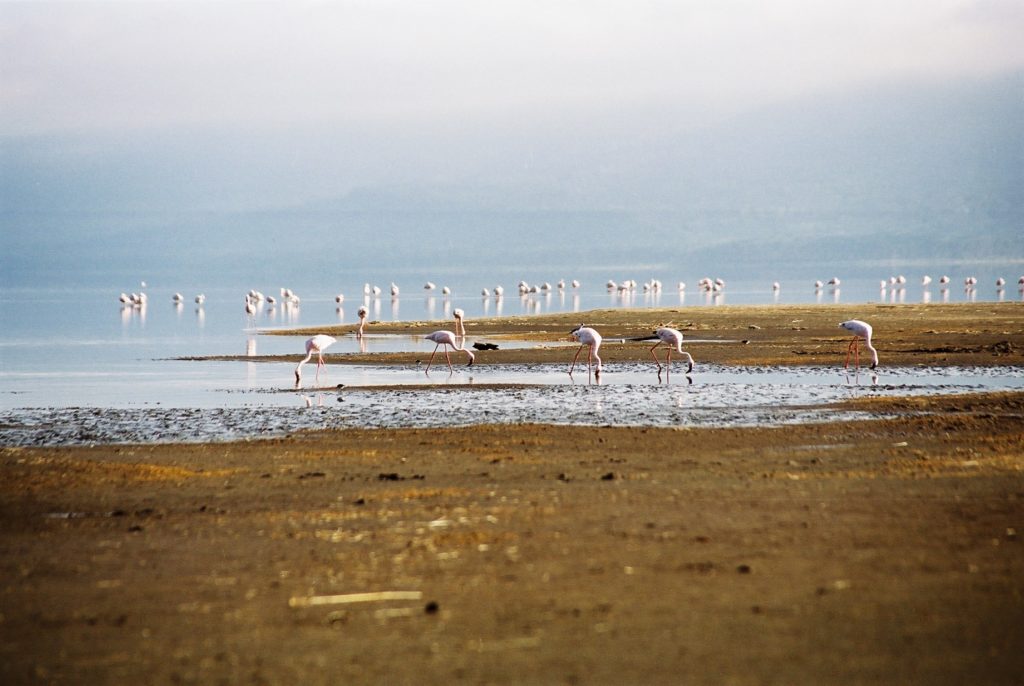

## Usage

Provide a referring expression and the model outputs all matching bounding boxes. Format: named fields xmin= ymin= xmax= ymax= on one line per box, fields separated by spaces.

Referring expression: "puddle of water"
xmin=2 ymin=363 xmax=1020 ymax=446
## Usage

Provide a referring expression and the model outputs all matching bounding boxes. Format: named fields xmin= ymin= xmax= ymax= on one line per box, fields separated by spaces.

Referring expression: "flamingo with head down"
xmin=839 ymin=320 xmax=878 ymax=370
xmin=295 ymin=334 xmax=336 ymax=386
xmin=649 ymin=327 xmax=694 ymax=374
xmin=569 ymin=324 xmax=602 ymax=376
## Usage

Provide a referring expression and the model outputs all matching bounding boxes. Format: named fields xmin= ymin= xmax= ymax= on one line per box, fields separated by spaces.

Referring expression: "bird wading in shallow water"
xmin=424 ymin=330 xmax=475 ymax=373
xmin=356 ymin=306 xmax=368 ymax=337
xmin=295 ymin=334 xmax=336 ymax=387
xmin=568 ymin=324 xmax=602 ymax=377
xmin=838 ymin=320 xmax=878 ymax=370
xmin=649 ymin=327 xmax=694 ymax=374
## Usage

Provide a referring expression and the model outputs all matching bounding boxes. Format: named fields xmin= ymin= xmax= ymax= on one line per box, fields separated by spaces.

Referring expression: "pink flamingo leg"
xmin=426 ymin=344 xmax=440 ymax=372
xmin=570 ymin=344 xmax=585 ymax=374
xmin=444 ymin=346 xmax=453 ymax=372
xmin=650 ymin=342 xmax=664 ymax=371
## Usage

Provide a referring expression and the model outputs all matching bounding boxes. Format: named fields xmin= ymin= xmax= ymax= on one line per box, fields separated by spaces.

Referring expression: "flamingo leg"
xmin=444 ymin=345 xmax=453 ymax=372
xmin=426 ymin=344 xmax=440 ymax=372
xmin=844 ymin=338 xmax=855 ymax=369
xmin=570 ymin=344 xmax=585 ymax=374
xmin=649 ymin=342 xmax=664 ymax=370
xmin=854 ymin=339 xmax=860 ymax=370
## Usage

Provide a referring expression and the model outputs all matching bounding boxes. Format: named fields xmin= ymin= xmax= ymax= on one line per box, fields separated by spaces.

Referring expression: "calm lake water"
xmin=1 ymin=268 xmax=1021 ymax=445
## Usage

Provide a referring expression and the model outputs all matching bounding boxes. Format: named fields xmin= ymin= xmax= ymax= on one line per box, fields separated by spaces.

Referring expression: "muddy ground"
xmin=2 ymin=303 xmax=1023 ymax=685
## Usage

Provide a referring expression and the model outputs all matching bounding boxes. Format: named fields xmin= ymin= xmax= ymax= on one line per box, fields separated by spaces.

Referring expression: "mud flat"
xmin=257 ymin=302 xmax=1024 ymax=368
xmin=2 ymin=390 xmax=1023 ymax=684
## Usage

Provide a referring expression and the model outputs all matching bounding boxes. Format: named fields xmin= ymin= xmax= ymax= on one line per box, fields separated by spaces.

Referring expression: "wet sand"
xmin=2 ymin=303 xmax=1023 ymax=684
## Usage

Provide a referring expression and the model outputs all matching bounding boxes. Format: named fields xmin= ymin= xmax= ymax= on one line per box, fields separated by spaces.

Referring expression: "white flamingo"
xmin=648 ymin=327 xmax=694 ymax=374
xmin=424 ymin=330 xmax=475 ymax=372
xmin=453 ymin=308 xmax=466 ymax=337
xmin=357 ymin=305 xmax=368 ymax=337
xmin=568 ymin=324 xmax=602 ymax=376
xmin=839 ymin=320 xmax=878 ymax=370
xmin=295 ymin=334 xmax=336 ymax=386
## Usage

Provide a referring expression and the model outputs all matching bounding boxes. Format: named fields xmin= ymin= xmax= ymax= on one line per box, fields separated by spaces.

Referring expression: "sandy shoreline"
xmin=243 ymin=302 xmax=1024 ymax=368
xmin=2 ymin=302 xmax=1023 ymax=684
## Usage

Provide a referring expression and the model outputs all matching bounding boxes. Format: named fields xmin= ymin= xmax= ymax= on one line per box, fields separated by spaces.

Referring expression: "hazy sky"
xmin=3 ymin=0 xmax=1023 ymax=136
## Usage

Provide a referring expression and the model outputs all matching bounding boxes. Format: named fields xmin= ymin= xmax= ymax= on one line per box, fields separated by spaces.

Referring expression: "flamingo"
xmin=453 ymin=308 xmax=466 ymax=337
xmin=295 ymin=334 xmax=336 ymax=386
xmin=424 ymin=330 xmax=475 ymax=372
xmin=568 ymin=324 xmax=602 ymax=376
xmin=357 ymin=305 xmax=368 ymax=336
xmin=648 ymin=327 xmax=694 ymax=374
xmin=839 ymin=320 xmax=878 ymax=370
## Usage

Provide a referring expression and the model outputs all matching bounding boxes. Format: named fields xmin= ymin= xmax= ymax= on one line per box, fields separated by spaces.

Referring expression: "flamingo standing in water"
xmin=649 ymin=327 xmax=694 ymax=374
xmin=295 ymin=334 xmax=336 ymax=386
xmin=569 ymin=324 xmax=602 ymax=376
xmin=453 ymin=308 xmax=466 ymax=337
xmin=839 ymin=320 xmax=878 ymax=370
xmin=357 ymin=305 xmax=368 ymax=336
xmin=424 ymin=330 xmax=475 ymax=372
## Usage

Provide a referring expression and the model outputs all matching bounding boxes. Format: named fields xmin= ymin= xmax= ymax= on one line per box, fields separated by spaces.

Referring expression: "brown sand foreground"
xmin=2 ymin=303 xmax=1024 ymax=685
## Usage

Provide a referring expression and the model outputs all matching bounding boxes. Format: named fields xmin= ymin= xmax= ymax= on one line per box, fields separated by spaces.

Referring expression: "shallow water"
xmin=2 ymin=363 xmax=1021 ymax=446
xmin=2 ymin=282 xmax=1022 ymax=445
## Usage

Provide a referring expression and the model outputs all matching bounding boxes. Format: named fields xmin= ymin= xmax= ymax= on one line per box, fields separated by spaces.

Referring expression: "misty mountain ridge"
xmin=2 ymin=74 xmax=1021 ymax=288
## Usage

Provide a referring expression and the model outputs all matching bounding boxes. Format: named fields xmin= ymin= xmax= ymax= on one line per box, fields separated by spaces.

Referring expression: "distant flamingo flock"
xmin=119 ymin=272 xmax=1022 ymax=316
xmin=116 ymin=272 xmax=1020 ymax=388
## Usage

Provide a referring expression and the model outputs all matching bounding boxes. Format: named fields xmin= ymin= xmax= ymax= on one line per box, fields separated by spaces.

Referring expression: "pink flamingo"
xmin=839 ymin=320 xmax=878 ymax=370
xmin=295 ymin=334 xmax=336 ymax=386
xmin=424 ymin=330 xmax=475 ymax=373
xmin=649 ymin=327 xmax=694 ymax=374
xmin=569 ymin=325 xmax=602 ymax=376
